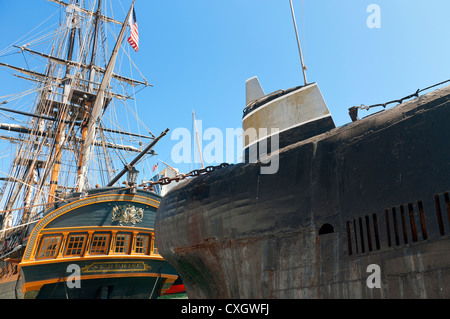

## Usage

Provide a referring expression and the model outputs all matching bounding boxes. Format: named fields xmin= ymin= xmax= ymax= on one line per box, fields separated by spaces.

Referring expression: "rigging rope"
xmin=0 ymin=9 xmax=60 ymax=57
xmin=0 ymin=185 xmax=138 ymax=234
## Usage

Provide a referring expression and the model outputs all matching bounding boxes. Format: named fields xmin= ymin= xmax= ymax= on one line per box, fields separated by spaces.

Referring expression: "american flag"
xmin=127 ymin=6 xmax=139 ymax=52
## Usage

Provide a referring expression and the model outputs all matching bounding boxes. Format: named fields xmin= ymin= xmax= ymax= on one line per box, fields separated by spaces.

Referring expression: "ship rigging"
xmin=0 ymin=0 xmax=185 ymax=300
xmin=0 ymin=0 xmax=157 ymax=238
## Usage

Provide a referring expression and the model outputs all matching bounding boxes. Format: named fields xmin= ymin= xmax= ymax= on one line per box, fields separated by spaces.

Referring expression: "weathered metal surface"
xmin=242 ymin=82 xmax=334 ymax=150
xmin=155 ymin=84 xmax=450 ymax=299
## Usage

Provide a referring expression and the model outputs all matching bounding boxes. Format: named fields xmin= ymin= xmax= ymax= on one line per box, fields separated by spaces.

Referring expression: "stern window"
xmin=135 ymin=235 xmax=150 ymax=254
xmin=114 ymin=234 xmax=131 ymax=254
xmin=90 ymin=234 xmax=110 ymax=255
xmin=65 ymin=234 xmax=87 ymax=256
xmin=37 ymin=236 xmax=62 ymax=259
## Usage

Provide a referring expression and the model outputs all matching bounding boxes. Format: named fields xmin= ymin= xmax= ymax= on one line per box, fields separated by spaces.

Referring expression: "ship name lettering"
xmin=81 ymin=262 xmax=151 ymax=273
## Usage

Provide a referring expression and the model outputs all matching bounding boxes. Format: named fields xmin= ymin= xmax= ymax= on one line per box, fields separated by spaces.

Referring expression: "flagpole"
xmin=289 ymin=0 xmax=308 ymax=86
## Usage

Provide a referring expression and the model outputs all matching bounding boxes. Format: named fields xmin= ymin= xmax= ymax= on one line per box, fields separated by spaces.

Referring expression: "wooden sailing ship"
xmin=0 ymin=0 xmax=182 ymax=299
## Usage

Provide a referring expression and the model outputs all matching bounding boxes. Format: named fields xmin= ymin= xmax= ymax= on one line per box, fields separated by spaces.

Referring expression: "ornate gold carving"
xmin=112 ymin=204 xmax=144 ymax=226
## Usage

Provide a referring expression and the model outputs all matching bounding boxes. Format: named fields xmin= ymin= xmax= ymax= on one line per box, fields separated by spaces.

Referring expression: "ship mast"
xmin=0 ymin=0 xmax=151 ymax=233
xmin=88 ymin=0 xmax=103 ymax=92
xmin=76 ymin=0 xmax=135 ymax=192
xmin=48 ymin=0 xmax=80 ymax=202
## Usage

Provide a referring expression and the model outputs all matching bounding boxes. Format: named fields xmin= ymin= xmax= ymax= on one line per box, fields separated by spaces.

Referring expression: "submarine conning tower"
xmin=242 ymin=77 xmax=336 ymax=162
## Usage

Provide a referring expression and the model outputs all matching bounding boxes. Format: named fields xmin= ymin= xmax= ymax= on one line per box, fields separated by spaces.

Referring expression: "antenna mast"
xmin=289 ymin=0 xmax=308 ymax=85
xmin=192 ymin=110 xmax=204 ymax=169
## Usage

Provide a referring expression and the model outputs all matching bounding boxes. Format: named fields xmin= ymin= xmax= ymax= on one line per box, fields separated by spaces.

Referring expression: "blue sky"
xmin=1 ymin=0 xmax=450 ymax=176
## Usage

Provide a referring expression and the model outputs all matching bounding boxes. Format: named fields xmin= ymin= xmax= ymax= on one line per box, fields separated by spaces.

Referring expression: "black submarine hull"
xmin=155 ymin=85 xmax=450 ymax=298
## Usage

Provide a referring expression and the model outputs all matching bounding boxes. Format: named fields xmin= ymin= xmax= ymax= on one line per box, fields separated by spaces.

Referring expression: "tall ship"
xmin=154 ymin=5 xmax=450 ymax=298
xmin=0 ymin=0 xmax=182 ymax=299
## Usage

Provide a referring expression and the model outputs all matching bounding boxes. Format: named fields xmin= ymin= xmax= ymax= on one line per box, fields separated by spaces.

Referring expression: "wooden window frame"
xmin=151 ymin=233 xmax=158 ymax=255
xmin=114 ymin=233 xmax=132 ymax=254
xmin=134 ymin=234 xmax=150 ymax=255
xmin=90 ymin=233 xmax=111 ymax=255
xmin=36 ymin=235 xmax=63 ymax=260
xmin=64 ymin=234 xmax=88 ymax=257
